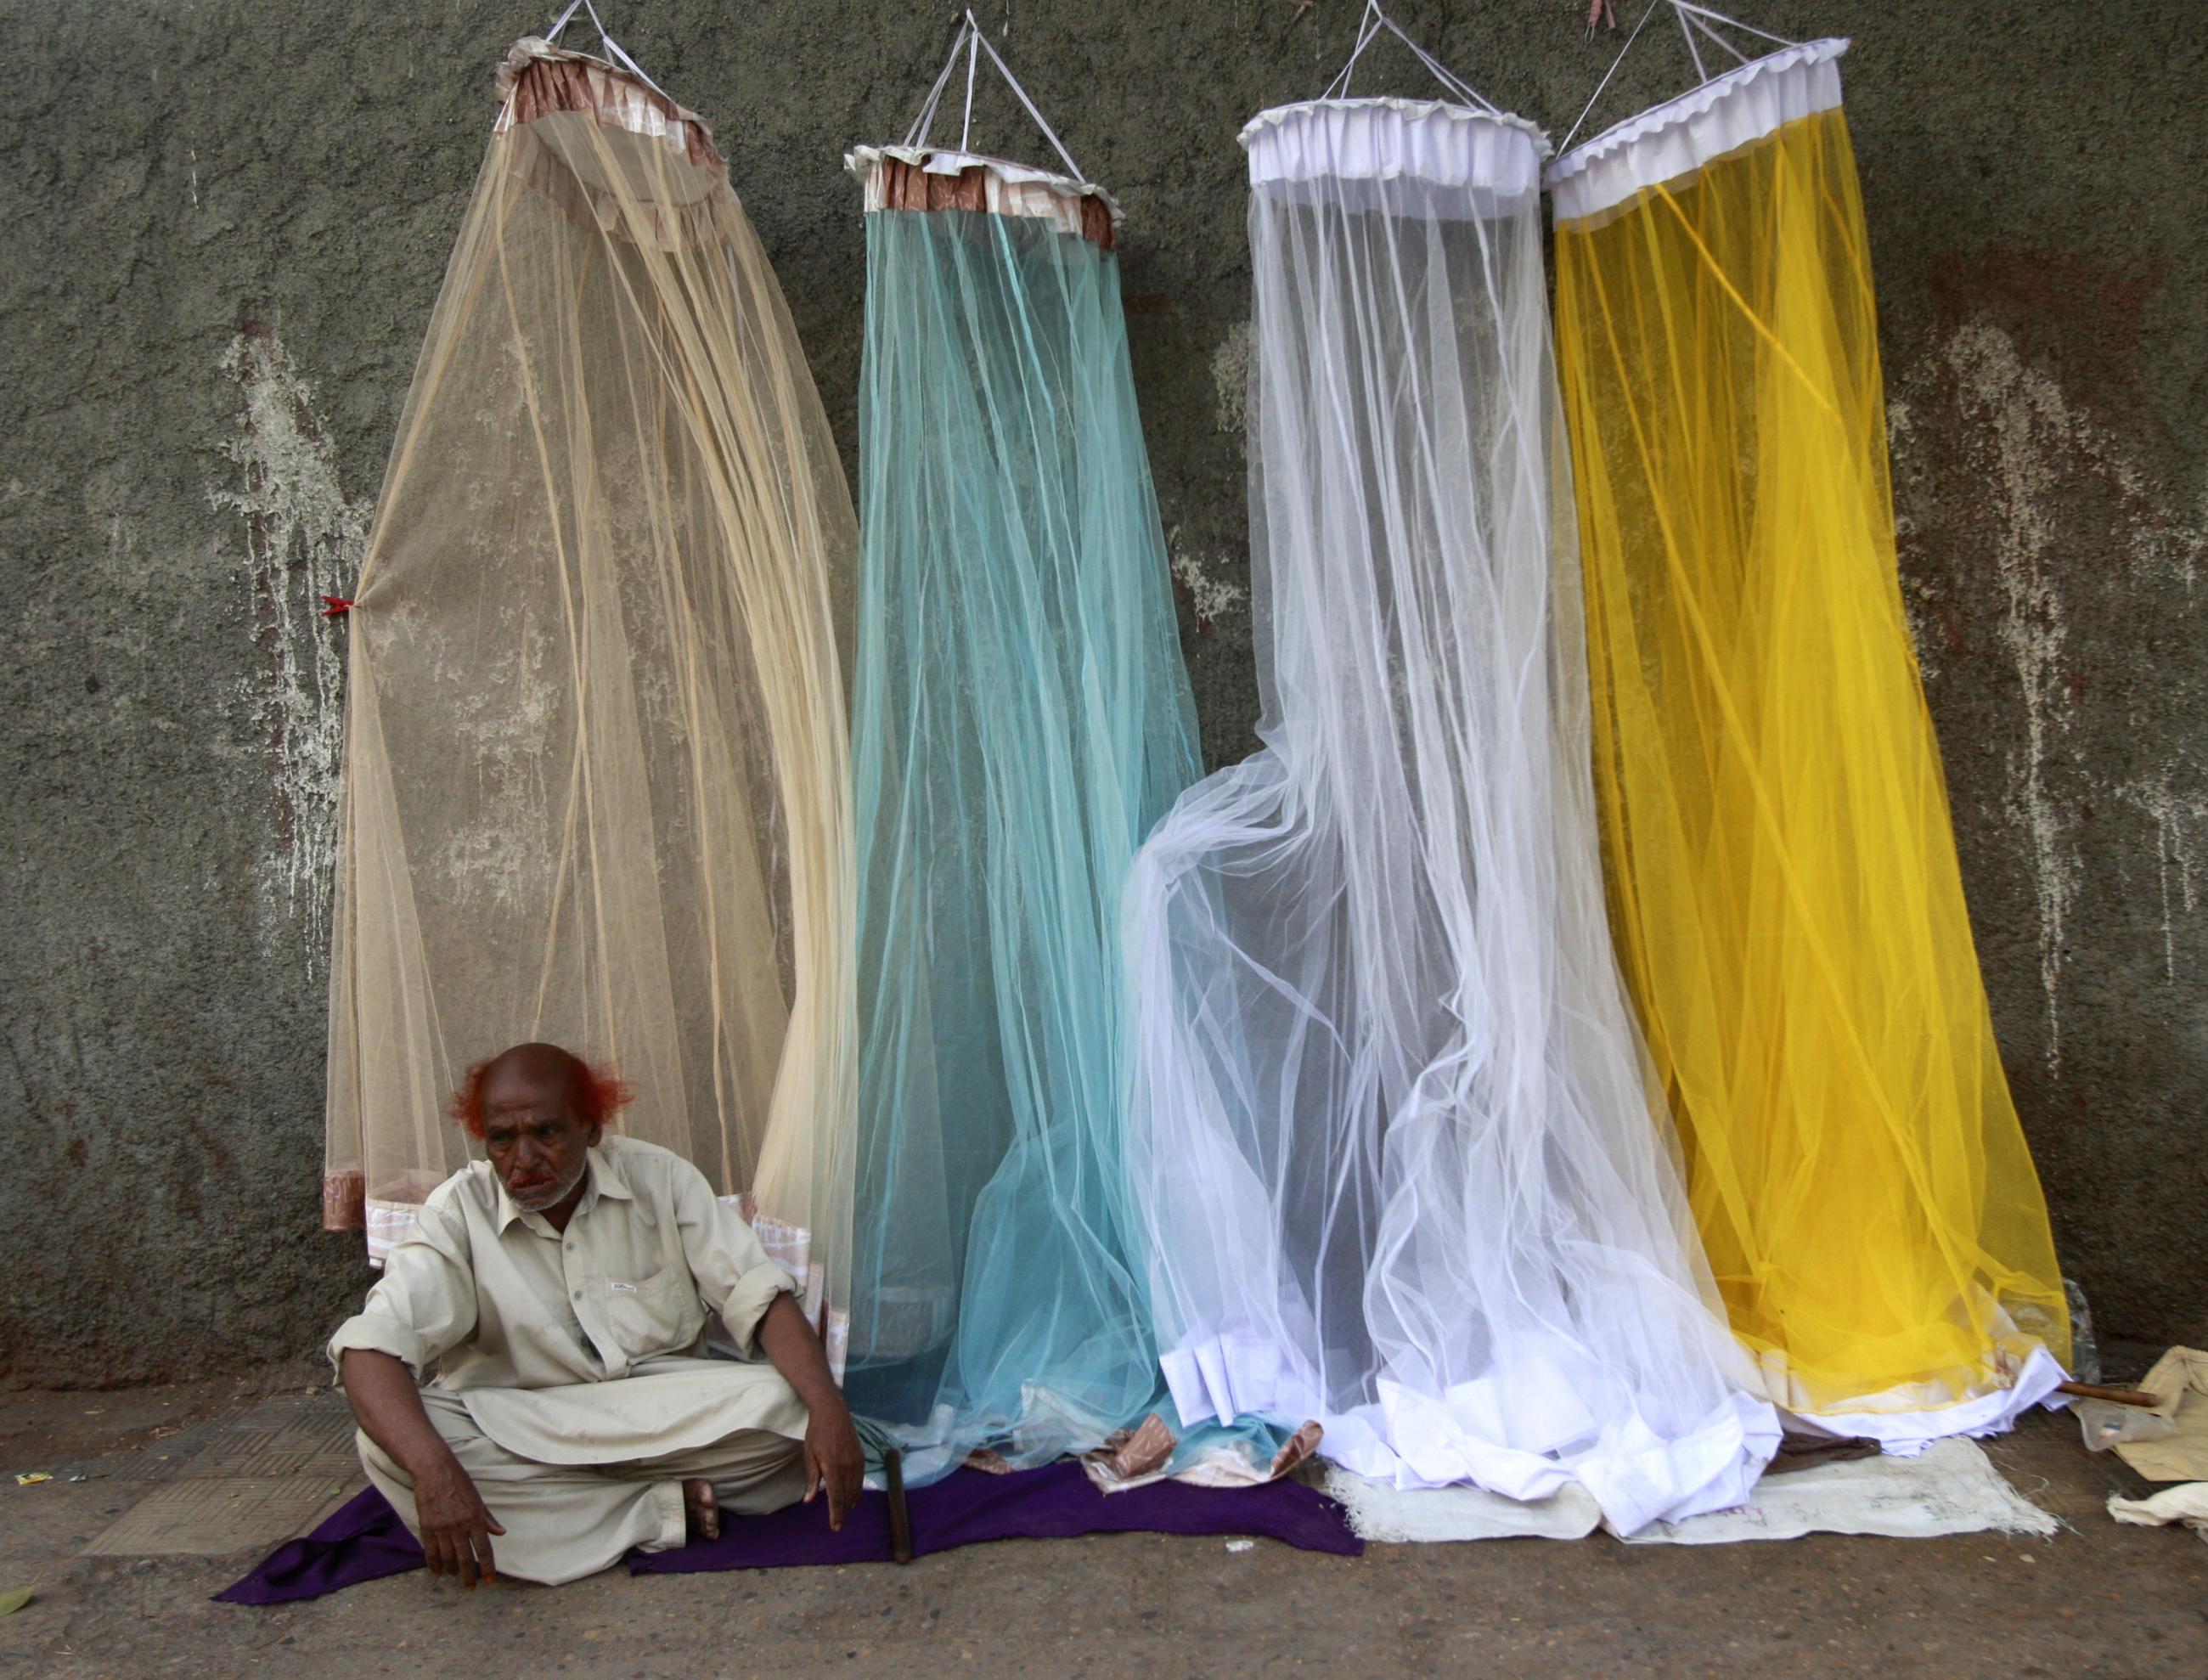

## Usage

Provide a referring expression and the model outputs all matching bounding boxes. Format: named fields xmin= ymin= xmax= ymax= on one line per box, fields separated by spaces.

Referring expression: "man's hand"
xmin=340 ymin=1349 xmax=506 ymax=1590
xmin=802 ymin=1392 xmax=865 ymax=1531
xmin=412 ymin=1455 xmax=505 ymax=1587
xmin=753 ymin=1293 xmax=866 ymax=1531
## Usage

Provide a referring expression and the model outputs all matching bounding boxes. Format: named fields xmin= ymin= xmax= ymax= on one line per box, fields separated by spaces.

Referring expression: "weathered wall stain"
xmin=2117 ymin=775 xmax=2208 ymax=984
xmin=211 ymin=323 xmax=367 ymax=976
xmin=1940 ymin=322 xmax=2081 ymax=1070
xmin=1899 ymin=309 xmax=2205 ymax=1074
xmin=1209 ymin=321 xmax=1252 ymax=437
xmin=1168 ymin=530 xmax=1248 ymax=634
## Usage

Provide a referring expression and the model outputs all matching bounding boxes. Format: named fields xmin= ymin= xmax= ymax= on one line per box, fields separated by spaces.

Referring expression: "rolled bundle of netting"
xmin=1121 ymin=8 xmax=1778 ymax=1535
xmin=1549 ymin=8 xmax=2068 ymax=1440
xmin=324 ymin=22 xmax=858 ymax=1357
xmin=842 ymin=17 xmax=1236 ymax=1482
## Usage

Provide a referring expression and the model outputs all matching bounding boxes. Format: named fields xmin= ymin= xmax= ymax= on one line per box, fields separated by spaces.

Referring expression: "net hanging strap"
xmin=1560 ymin=0 xmax=1801 ymax=152
xmin=541 ymin=0 xmax=678 ymax=105
xmin=1321 ymin=0 xmax=1503 ymax=116
xmin=900 ymin=8 xmax=1092 ymax=185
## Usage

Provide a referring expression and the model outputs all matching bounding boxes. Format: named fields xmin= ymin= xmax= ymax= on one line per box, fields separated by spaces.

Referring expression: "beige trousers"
xmin=358 ymin=1387 xmax=807 ymax=1585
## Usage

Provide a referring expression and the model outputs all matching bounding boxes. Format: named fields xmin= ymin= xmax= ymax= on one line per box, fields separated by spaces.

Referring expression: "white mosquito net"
xmin=1122 ymin=8 xmax=1778 ymax=1533
xmin=323 ymin=23 xmax=858 ymax=1353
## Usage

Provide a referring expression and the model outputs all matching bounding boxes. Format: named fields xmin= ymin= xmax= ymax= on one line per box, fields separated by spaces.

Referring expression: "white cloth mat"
xmin=1325 ymin=1437 xmax=2056 ymax=1545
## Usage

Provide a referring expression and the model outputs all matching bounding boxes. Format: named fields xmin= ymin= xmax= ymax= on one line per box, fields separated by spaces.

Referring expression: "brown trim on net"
xmin=506 ymin=55 xmax=725 ymax=173
xmin=1267 ymin=1419 xmax=1325 ymax=1480
xmin=872 ymin=155 xmax=1115 ymax=250
xmin=1087 ymin=1412 xmax=1180 ymax=1482
xmin=323 ymin=1170 xmax=367 ymax=1232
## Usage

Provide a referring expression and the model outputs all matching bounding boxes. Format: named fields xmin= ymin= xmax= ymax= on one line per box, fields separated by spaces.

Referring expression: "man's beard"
xmin=507 ymin=1152 xmax=588 ymax=1213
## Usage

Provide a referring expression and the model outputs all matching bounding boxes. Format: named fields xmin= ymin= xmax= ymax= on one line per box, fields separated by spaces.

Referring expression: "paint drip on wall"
xmin=211 ymin=323 xmax=368 ymax=977
xmin=1909 ymin=319 xmax=2206 ymax=1073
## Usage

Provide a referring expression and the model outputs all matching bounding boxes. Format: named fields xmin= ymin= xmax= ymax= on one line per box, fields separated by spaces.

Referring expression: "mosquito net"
xmin=1549 ymin=11 xmax=2069 ymax=1439
xmin=323 ymin=28 xmax=859 ymax=1355
xmin=840 ymin=19 xmax=1221 ymax=1480
xmin=1120 ymin=9 xmax=1778 ymax=1535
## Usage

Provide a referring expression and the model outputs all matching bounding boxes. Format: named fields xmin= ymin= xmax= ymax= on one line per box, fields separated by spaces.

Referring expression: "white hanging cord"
xmin=1377 ymin=13 xmax=1501 ymax=112
xmin=1556 ymin=0 xmax=1796 ymax=152
xmin=1686 ymin=9 xmax=1755 ymax=64
xmin=1672 ymin=2 xmax=1798 ymax=49
xmin=960 ymin=23 xmax=981 ymax=150
xmin=1558 ymin=0 xmax=1665 ymax=153
xmin=540 ymin=0 xmax=677 ymax=105
xmin=966 ymin=13 xmax=1091 ymax=183
xmin=1675 ymin=1 xmax=1710 ymax=83
xmin=1321 ymin=1 xmax=1502 ymax=116
xmin=903 ymin=9 xmax=1090 ymax=183
xmin=904 ymin=17 xmax=970 ymax=147
xmin=1323 ymin=1 xmax=1385 ymax=99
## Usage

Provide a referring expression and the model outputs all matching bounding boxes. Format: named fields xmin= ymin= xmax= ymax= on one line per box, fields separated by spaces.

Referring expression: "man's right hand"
xmin=340 ymin=1350 xmax=506 ymax=1590
xmin=412 ymin=1456 xmax=504 ymax=1588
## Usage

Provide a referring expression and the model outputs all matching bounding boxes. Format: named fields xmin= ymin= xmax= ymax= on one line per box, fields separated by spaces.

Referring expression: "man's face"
xmin=479 ymin=1058 xmax=601 ymax=1214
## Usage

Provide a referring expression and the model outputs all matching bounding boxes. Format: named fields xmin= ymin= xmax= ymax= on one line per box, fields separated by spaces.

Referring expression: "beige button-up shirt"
xmin=329 ymin=1135 xmax=808 ymax=1463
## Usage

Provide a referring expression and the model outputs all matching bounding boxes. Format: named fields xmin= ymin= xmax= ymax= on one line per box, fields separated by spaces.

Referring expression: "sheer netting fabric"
xmin=1549 ymin=33 xmax=2069 ymax=1441
xmin=324 ymin=37 xmax=859 ymax=1356
xmin=1123 ymin=90 xmax=1778 ymax=1535
xmin=837 ymin=122 xmax=1205 ymax=1477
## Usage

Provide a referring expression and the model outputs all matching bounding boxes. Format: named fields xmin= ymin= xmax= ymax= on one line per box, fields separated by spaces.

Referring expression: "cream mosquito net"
xmin=322 ymin=25 xmax=858 ymax=1356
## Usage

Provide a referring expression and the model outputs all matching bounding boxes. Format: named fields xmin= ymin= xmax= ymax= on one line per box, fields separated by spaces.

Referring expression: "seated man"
xmin=330 ymin=1041 xmax=863 ymax=1587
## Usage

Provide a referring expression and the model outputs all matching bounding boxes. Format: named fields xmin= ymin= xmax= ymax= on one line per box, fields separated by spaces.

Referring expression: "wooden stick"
xmin=883 ymin=1446 xmax=914 ymax=1564
xmin=2058 ymin=1380 xmax=2163 ymax=1407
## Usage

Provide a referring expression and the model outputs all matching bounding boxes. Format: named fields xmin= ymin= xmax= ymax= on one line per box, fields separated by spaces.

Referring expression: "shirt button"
xmin=572 ymin=1289 xmax=583 ymax=1301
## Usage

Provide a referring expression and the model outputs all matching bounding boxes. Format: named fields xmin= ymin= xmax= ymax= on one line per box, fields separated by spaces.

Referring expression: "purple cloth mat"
xmin=213 ymin=1486 xmax=425 ymax=1604
xmin=633 ymin=1460 xmax=1361 ymax=1572
xmin=215 ymin=1463 xmax=1359 ymax=1604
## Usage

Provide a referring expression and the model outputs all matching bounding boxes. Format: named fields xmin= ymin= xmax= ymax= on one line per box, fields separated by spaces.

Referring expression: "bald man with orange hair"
xmin=330 ymin=1042 xmax=864 ymax=1587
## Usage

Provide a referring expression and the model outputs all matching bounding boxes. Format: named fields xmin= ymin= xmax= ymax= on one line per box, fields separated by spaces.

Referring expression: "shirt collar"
xmin=492 ymin=1142 xmax=632 ymax=1236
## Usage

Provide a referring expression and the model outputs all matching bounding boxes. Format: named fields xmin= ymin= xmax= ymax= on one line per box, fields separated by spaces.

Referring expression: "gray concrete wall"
xmin=2 ymin=1 xmax=2200 ymax=1384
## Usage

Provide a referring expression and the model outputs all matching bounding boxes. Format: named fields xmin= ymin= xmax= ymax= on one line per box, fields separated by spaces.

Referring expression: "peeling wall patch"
xmin=1930 ymin=319 xmax=2206 ymax=1071
xmin=1210 ymin=322 xmax=1252 ymax=437
xmin=1167 ymin=531 xmax=1247 ymax=634
xmin=211 ymin=324 xmax=368 ymax=976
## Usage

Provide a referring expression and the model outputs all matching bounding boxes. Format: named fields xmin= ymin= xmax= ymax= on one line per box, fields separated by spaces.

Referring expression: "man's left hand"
xmin=802 ymin=1395 xmax=865 ymax=1531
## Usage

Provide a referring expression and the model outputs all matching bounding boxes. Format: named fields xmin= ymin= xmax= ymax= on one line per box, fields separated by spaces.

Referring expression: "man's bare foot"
xmin=684 ymin=1478 xmax=720 ymax=1542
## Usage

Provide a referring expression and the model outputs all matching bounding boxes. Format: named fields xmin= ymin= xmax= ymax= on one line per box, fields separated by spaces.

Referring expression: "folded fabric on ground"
xmin=1322 ymin=1437 xmax=2054 ymax=1545
xmin=216 ymin=1464 xmax=1359 ymax=1603
xmin=2114 ymin=1348 xmax=2208 ymax=1482
xmin=2107 ymin=1483 xmax=2208 ymax=1540
xmin=213 ymin=1489 xmax=424 ymax=1605
xmin=634 ymin=1461 xmax=1360 ymax=1571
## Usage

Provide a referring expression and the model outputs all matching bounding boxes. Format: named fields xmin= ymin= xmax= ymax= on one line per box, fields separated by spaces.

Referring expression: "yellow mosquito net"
xmin=1549 ymin=22 xmax=2068 ymax=1435
xmin=322 ymin=31 xmax=857 ymax=1358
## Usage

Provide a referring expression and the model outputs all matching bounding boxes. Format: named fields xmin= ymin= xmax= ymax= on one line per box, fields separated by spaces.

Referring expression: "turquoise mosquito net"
xmin=842 ymin=16 xmax=1288 ymax=1485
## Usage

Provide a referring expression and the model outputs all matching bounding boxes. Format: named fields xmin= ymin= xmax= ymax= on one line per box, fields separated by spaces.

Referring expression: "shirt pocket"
xmin=606 ymin=1265 xmax=705 ymax=1359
